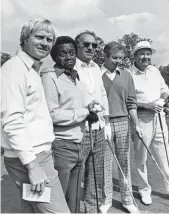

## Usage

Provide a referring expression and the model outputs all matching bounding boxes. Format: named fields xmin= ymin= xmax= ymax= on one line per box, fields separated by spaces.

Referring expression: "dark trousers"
xmin=52 ymin=140 xmax=83 ymax=213
xmin=4 ymin=150 xmax=70 ymax=213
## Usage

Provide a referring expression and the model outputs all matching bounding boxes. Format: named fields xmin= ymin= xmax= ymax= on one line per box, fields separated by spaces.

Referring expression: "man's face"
xmin=134 ymin=48 xmax=152 ymax=70
xmin=77 ymin=34 xmax=97 ymax=63
xmin=23 ymin=28 xmax=54 ymax=60
xmin=55 ymin=43 xmax=76 ymax=70
xmin=105 ymin=50 xmax=123 ymax=71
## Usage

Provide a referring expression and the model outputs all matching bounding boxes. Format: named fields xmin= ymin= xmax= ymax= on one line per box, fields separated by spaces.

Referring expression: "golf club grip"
xmin=88 ymin=122 xmax=93 ymax=149
xmin=137 ymin=135 xmax=153 ymax=157
xmin=158 ymin=113 xmax=169 ymax=166
xmin=88 ymin=121 xmax=99 ymax=213
xmin=106 ymin=139 xmax=114 ymax=155
xmin=158 ymin=113 xmax=164 ymax=131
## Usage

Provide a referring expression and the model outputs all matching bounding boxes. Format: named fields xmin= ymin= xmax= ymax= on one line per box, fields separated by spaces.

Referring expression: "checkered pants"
xmin=82 ymin=128 xmax=108 ymax=213
xmin=104 ymin=117 xmax=133 ymax=205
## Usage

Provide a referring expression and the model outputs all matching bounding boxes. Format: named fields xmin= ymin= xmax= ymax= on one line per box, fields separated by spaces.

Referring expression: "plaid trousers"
xmin=104 ymin=117 xmax=133 ymax=205
xmin=82 ymin=128 xmax=108 ymax=213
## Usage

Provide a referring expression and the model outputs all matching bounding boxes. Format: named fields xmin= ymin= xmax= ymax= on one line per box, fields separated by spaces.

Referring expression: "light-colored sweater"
xmin=1 ymin=51 xmax=55 ymax=165
xmin=41 ymin=68 xmax=89 ymax=143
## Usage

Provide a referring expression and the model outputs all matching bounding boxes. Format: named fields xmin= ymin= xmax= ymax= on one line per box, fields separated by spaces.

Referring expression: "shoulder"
xmin=2 ymin=55 xmax=26 ymax=73
xmin=41 ymin=69 xmax=56 ymax=82
xmin=93 ymin=61 xmax=101 ymax=70
xmin=1 ymin=55 xmax=28 ymax=83
xmin=120 ymin=67 xmax=132 ymax=77
xmin=148 ymin=65 xmax=160 ymax=73
xmin=92 ymin=62 xmax=102 ymax=75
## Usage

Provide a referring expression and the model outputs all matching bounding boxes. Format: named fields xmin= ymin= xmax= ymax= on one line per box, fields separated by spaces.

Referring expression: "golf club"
xmin=88 ymin=121 xmax=99 ymax=213
xmin=138 ymin=134 xmax=169 ymax=185
xmin=158 ymin=113 xmax=169 ymax=167
xmin=106 ymin=139 xmax=142 ymax=214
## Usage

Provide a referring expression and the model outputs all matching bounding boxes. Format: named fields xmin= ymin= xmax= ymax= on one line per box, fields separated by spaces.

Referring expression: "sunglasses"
xmin=83 ymin=42 xmax=97 ymax=49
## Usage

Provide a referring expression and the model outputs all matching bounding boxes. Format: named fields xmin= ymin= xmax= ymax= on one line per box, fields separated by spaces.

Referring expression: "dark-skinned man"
xmin=41 ymin=36 xmax=99 ymax=213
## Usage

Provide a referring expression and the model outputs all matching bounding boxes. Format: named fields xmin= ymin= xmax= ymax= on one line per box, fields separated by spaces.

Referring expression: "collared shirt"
xmin=101 ymin=65 xmax=120 ymax=82
xmin=53 ymin=64 xmax=79 ymax=85
xmin=75 ymin=58 xmax=109 ymax=130
xmin=75 ymin=59 xmax=96 ymax=96
xmin=130 ymin=64 xmax=169 ymax=103
xmin=1 ymin=50 xmax=55 ymax=164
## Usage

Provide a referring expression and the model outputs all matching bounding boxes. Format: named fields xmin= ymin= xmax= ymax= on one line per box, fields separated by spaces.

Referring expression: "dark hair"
xmin=50 ymin=36 xmax=77 ymax=62
xmin=104 ymin=41 xmax=124 ymax=57
xmin=75 ymin=30 xmax=97 ymax=44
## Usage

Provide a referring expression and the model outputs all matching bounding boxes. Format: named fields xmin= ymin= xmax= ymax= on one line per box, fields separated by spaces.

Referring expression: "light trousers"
xmin=133 ymin=111 xmax=169 ymax=196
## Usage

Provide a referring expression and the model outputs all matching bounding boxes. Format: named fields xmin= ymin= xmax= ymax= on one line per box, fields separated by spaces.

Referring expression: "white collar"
xmin=76 ymin=58 xmax=95 ymax=68
xmin=101 ymin=64 xmax=121 ymax=75
xmin=132 ymin=63 xmax=150 ymax=75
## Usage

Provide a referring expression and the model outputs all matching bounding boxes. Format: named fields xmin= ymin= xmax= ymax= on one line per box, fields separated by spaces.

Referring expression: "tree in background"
xmin=93 ymin=35 xmax=105 ymax=67
xmin=92 ymin=32 xmax=152 ymax=68
xmin=159 ymin=65 xmax=169 ymax=86
xmin=1 ymin=52 xmax=11 ymax=66
xmin=118 ymin=33 xmax=152 ymax=68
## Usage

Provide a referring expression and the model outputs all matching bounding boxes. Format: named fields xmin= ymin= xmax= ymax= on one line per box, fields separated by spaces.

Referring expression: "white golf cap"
xmin=132 ymin=41 xmax=156 ymax=56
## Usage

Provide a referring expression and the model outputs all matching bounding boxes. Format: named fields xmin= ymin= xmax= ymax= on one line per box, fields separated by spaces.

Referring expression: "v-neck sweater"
xmin=102 ymin=69 xmax=137 ymax=118
xmin=41 ymin=70 xmax=89 ymax=143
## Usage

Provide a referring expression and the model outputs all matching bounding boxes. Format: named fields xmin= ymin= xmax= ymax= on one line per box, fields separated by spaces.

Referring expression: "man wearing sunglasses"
xmin=75 ymin=31 xmax=112 ymax=213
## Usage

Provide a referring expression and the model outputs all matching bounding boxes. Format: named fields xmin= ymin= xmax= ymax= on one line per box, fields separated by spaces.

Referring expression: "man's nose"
xmin=116 ymin=58 xmax=121 ymax=63
xmin=66 ymin=53 xmax=72 ymax=59
xmin=41 ymin=38 xmax=47 ymax=46
xmin=88 ymin=43 xmax=93 ymax=50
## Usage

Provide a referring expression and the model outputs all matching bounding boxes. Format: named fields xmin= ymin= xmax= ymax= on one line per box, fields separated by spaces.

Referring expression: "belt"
xmin=109 ymin=116 xmax=129 ymax=122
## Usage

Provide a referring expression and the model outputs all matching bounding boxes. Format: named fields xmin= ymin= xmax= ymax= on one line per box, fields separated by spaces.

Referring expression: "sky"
xmin=1 ymin=0 xmax=169 ymax=67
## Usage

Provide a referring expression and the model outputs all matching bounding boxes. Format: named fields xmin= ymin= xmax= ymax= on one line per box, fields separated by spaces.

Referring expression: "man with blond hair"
xmin=1 ymin=18 xmax=69 ymax=213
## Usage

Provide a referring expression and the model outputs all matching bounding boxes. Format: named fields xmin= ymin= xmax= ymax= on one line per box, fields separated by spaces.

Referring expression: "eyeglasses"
xmin=83 ymin=42 xmax=97 ymax=49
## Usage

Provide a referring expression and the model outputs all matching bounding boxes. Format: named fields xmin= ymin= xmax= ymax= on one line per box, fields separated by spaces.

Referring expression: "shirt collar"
xmin=101 ymin=64 xmax=121 ymax=75
xmin=54 ymin=64 xmax=65 ymax=77
xmin=76 ymin=58 xmax=95 ymax=68
xmin=132 ymin=63 xmax=150 ymax=75
xmin=54 ymin=64 xmax=79 ymax=80
xmin=16 ymin=50 xmax=37 ymax=71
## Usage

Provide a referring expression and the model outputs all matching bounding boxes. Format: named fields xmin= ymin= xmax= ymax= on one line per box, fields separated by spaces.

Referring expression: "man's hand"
xmin=26 ymin=159 xmax=49 ymax=196
xmin=88 ymin=100 xmax=105 ymax=113
xmin=147 ymin=99 xmax=165 ymax=113
xmin=104 ymin=123 xmax=112 ymax=141
xmin=135 ymin=125 xmax=143 ymax=139
xmin=86 ymin=111 xmax=99 ymax=124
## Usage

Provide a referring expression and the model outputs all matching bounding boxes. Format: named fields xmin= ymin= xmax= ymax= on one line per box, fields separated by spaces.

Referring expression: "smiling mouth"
xmin=37 ymin=48 xmax=48 ymax=52
xmin=86 ymin=52 xmax=93 ymax=55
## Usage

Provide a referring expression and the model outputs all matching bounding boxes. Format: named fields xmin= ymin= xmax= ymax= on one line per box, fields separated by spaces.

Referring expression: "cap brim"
xmin=132 ymin=47 xmax=156 ymax=56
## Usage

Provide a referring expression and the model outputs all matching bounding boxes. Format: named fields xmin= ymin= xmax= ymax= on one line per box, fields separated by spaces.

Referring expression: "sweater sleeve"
xmin=41 ymin=72 xmax=89 ymax=126
xmin=1 ymin=63 xmax=36 ymax=165
xmin=127 ymin=72 xmax=137 ymax=110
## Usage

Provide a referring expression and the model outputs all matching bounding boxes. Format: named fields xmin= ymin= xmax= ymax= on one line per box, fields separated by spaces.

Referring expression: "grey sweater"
xmin=102 ymin=69 xmax=137 ymax=118
xmin=41 ymin=68 xmax=89 ymax=143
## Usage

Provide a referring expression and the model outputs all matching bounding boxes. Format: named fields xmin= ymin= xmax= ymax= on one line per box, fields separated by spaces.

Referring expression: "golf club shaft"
xmin=88 ymin=122 xmax=99 ymax=213
xmin=106 ymin=139 xmax=141 ymax=214
xmin=158 ymin=113 xmax=169 ymax=167
xmin=138 ymin=134 xmax=169 ymax=185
